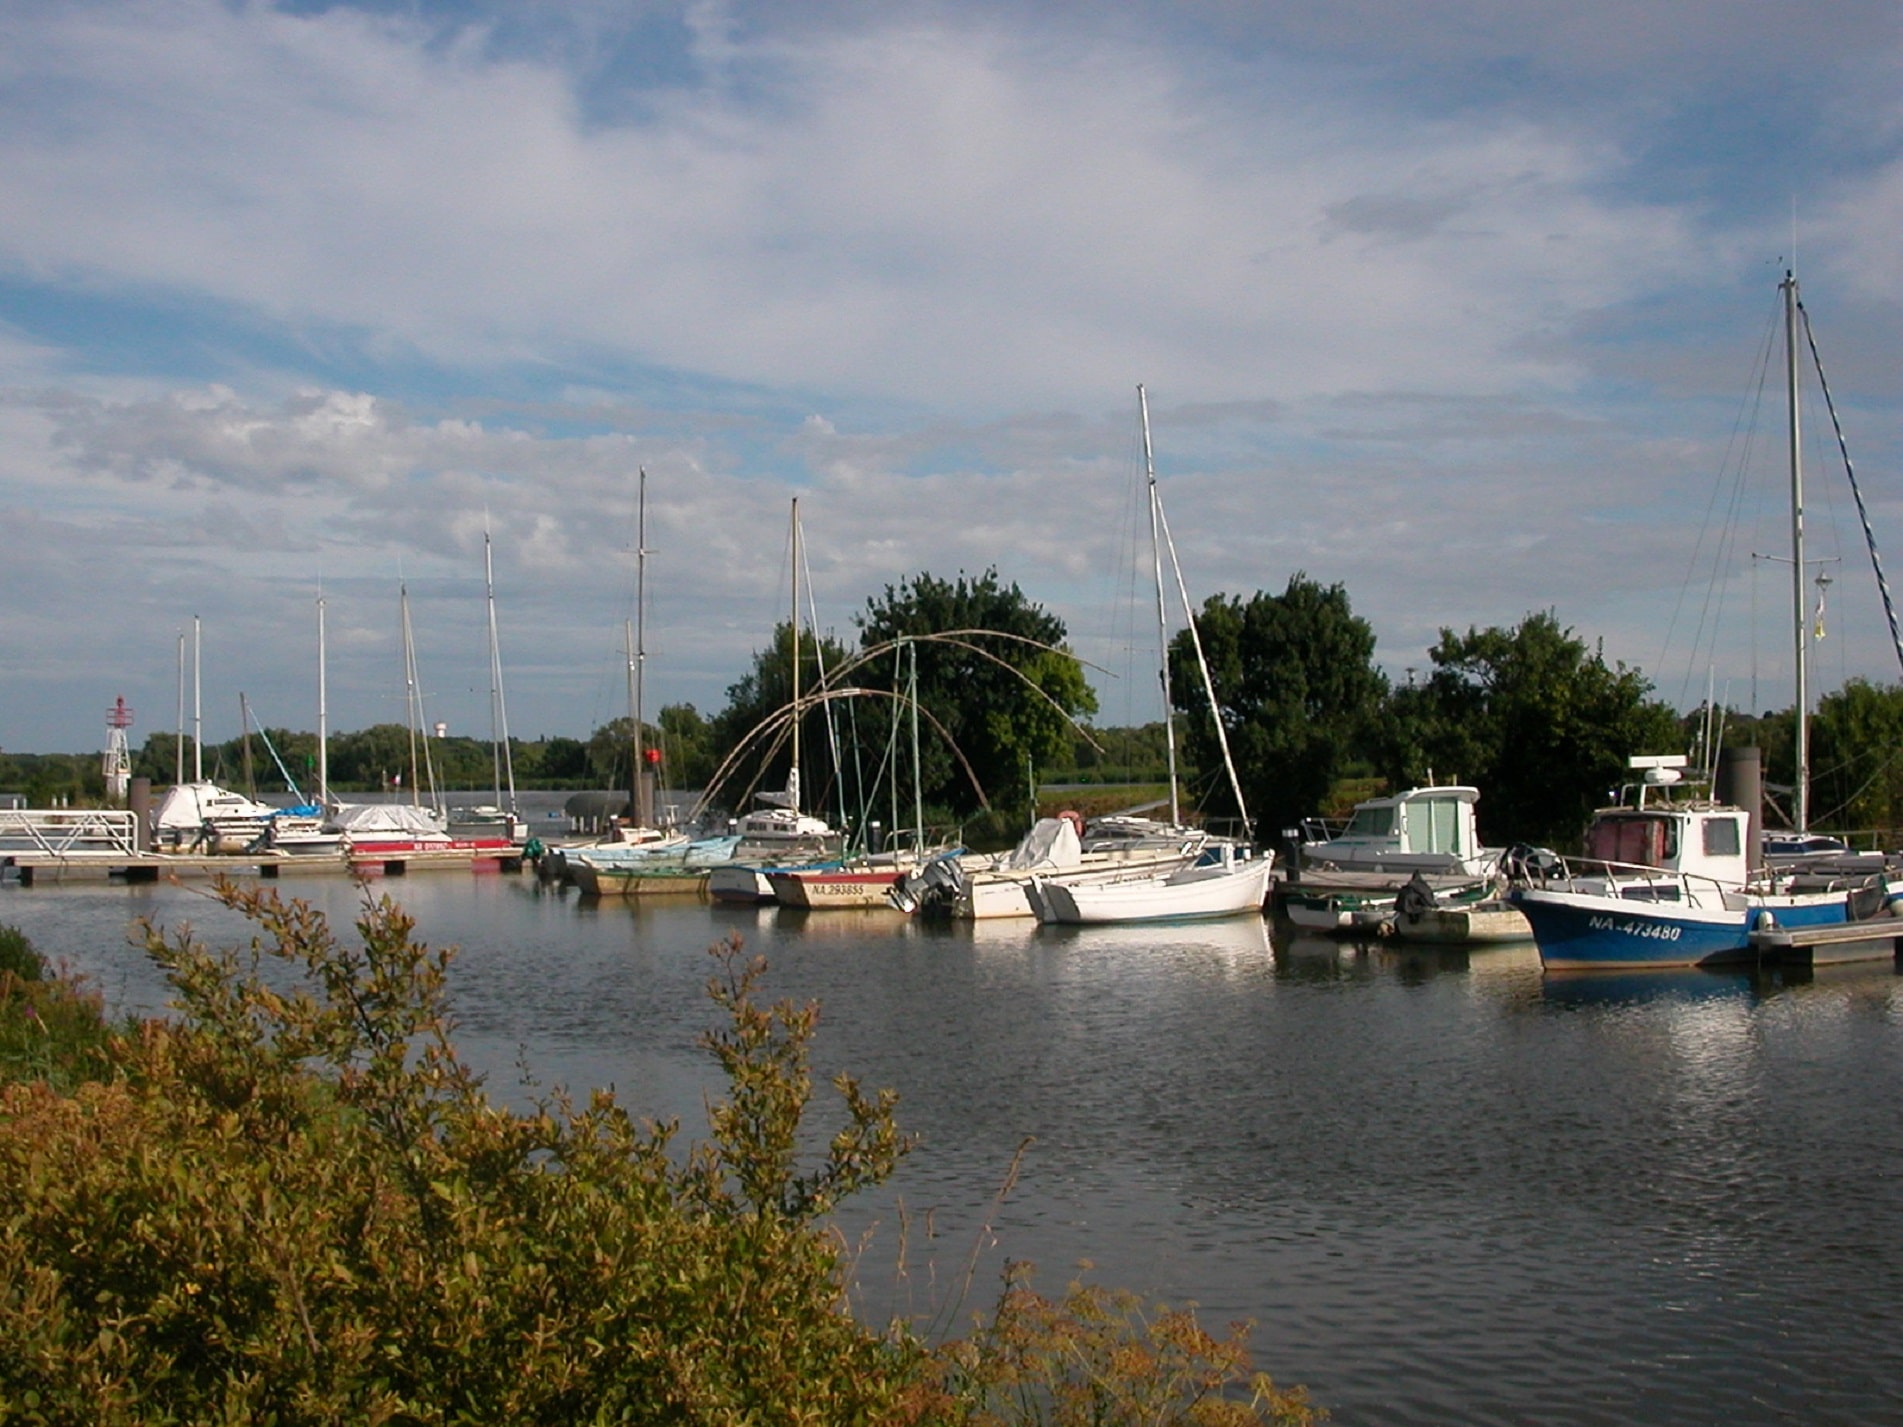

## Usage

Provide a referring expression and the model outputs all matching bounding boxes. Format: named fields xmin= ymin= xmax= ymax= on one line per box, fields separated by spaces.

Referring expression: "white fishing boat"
xmin=1513 ymin=273 xmax=1903 ymax=970
xmin=1033 ymin=841 xmax=1273 ymax=925
xmin=1031 ymin=386 xmax=1271 ymax=925
xmin=1295 ymin=785 xmax=1501 ymax=879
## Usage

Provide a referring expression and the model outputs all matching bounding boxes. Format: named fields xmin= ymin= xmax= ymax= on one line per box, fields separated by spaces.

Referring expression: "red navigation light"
xmin=644 ymin=748 xmax=662 ymax=764
xmin=106 ymin=696 xmax=135 ymax=729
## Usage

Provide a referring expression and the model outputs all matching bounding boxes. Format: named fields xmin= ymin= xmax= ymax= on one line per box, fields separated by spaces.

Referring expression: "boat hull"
xmin=1033 ymin=855 xmax=1272 ymax=925
xmin=1392 ymin=902 xmax=1532 ymax=945
xmin=768 ymin=868 xmax=906 ymax=910
xmin=1511 ymin=885 xmax=1881 ymax=970
xmin=572 ymin=863 xmax=711 ymax=898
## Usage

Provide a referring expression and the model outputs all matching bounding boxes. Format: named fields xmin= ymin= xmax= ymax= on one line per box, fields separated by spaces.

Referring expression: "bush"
xmin=0 ymin=881 xmax=1317 ymax=1425
xmin=0 ymin=925 xmax=117 ymax=1093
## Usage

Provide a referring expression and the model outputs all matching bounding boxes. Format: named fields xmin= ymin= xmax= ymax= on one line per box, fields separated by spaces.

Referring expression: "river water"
xmin=3 ymin=868 xmax=1900 ymax=1427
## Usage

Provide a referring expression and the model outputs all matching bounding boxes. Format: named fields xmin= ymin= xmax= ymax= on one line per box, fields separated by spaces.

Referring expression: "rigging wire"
xmin=1799 ymin=300 xmax=1903 ymax=680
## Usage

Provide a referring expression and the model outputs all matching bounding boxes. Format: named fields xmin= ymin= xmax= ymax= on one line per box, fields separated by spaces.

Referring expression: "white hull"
xmin=1033 ymin=850 xmax=1273 ymax=925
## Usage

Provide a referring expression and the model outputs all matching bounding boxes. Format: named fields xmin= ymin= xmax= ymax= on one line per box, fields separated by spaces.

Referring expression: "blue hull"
xmin=1511 ymin=887 xmax=1858 ymax=971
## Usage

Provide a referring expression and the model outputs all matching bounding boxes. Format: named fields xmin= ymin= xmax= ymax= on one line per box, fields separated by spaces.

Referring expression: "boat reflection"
xmin=1538 ymin=956 xmax=1902 ymax=1010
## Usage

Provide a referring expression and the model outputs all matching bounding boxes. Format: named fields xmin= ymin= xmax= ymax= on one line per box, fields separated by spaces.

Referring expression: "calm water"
xmin=4 ymin=869 xmax=1901 ymax=1427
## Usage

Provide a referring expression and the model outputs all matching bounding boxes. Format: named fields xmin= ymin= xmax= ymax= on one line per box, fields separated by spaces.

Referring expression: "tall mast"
xmin=1139 ymin=386 xmax=1181 ymax=827
xmin=316 ymin=593 xmax=330 ymax=808
xmin=240 ymin=693 xmax=255 ymax=799
xmin=400 ymin=583 xmax=437 ymax=811
xmin=484 ymin=524 xmax=517 ymax=815
xmin=1784 ymin=269 xmax=1809 ymax=833
xmin=192 ymin=614 xmax=203 ymax=782
xmin=631 ymin=470 xmax=653 ymax=829
xmin=789 ymin=497 xmax=802 ymax=815
xmin=174 ymin=631 xmax=185 ymax=785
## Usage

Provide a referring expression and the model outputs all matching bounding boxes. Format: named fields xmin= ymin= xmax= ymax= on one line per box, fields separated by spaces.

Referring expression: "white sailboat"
xmin=1031 ymin=386 xmax=1273 ymax=925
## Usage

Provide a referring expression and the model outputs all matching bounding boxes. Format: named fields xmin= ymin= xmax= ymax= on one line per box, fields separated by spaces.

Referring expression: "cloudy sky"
xmin=3 ymin=0 xmax=1901 ymax=758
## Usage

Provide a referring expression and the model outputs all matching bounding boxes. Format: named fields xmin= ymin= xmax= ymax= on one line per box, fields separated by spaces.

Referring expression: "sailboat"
xmin=449 ymin=523 xmax=524 ymax=843
xmin=1029 ymin=386 xmax=1274 ymax=925
xmin=733 ymin=499 xmax=839 ymax=845
xmin=573 ymin=472 xmax=741 ymax=897
xmin=328 ymin=584 xmax=511 ymax=859
xmin=1511 ymin=272 xmax=1903 ymax=970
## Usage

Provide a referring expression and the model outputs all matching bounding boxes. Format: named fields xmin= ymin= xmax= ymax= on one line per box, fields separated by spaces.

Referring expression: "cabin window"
xmin=1422 ymin=797 xmax=1464 ymax=855
xmin=1344 ymin=805 xmax=1395 ymax=838
xmin=1702 ymin=817 xmax=1741 ymax=857
xmin=1586 ymin=815 xmax=1666 ymax=868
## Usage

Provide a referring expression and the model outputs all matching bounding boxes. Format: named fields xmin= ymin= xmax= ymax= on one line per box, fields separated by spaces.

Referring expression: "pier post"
xmin=129 ymin=778 xmax=152 ymax=852
xmin=1717 ymin=746 xmax=1763 ymax=872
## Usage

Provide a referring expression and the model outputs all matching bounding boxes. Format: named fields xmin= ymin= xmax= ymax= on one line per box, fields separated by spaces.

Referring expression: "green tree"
xmin=1404 ymin=611 xmax=1681 ymax=847
xmin=850 ymin=569 xmax=1096 ymax=831
xmin=1809 ymin=679 xmax=1903 ymax=836
xmin=709 ymin=621 xmax=858 ymax=820
xmin=1170 ymin=574 xmax=1386 ymax=840
xmin=658 ymin=703 xmax=718 ymax=789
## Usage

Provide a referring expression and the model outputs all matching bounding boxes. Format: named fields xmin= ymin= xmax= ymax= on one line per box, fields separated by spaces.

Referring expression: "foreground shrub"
xmin=0 ymin=923 xmax=116 ymax=1092
xmin=0 ymin=880 xmax=1317 ymax=1425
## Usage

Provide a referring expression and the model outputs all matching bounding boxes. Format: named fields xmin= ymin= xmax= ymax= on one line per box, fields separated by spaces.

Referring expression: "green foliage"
xmin=711 ymin=620 xmax=860 ymax=816
xmin=1170 ymin=576 xmax=1385 ymax=839
xmin=0 ymin=885 xmax=918 ymax=1423
xmin=0 ymin=751 xmax=106 ymax=807
xmin=916 ymin=1267 xmax=1320 ymax=1426
xmin=1392 ymin=611 xmax=1682 ymax=847
xmin=1808 ymin=679 xmax=1903 ymax=836
xmin=0 ymin=889 xmax=1314 ymax=1426
xmin=850 ymin=569 xmax=1097 ymax=823
xmin=0 ymin=925 xmax=40 ymax=983
xmin=0 ymin=927 xmax=118 ymax=1093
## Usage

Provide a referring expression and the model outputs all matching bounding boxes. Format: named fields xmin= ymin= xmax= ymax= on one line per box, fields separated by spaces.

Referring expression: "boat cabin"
xmin=1583 ymin=806 xmax=1747 ymax=886
xmin=1578 ymin=756 xmax=1749 ymax=888
xmin=1301 ymin=785 xmax=1493 ymax=877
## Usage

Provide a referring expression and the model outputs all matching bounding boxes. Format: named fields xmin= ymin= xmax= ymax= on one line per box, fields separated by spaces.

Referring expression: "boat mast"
xmin=1784 ymin=269 xmax=1809 ymax=833
xmin=789 ymin=497 xmax=802 ymax=817
xmin=174 ymin=630 xmax=185 ymax=786
xmin=484 ymin=524 xmax=517 ymax=816
xmin=399 ymin=583 xmax=437 ymax=811
xmin=192 ymin=614 xmax=203 ymax=782
xmin=1139 ymin=386 xmax=1182 ymax=827
xmin=631 ymin=469 xmax=653 ymax=829
xmin=317 ymin=594 xmax=329 ymax=809
xmin=1143 ymin=387 xmax=1255 ymax=843
xmin=240 ymin=693 xmax=255 ymax=799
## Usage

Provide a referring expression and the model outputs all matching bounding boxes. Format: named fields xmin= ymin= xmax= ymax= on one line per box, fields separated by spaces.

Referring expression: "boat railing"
xmin=1516 ymin=850 xmax=1746 ymax=904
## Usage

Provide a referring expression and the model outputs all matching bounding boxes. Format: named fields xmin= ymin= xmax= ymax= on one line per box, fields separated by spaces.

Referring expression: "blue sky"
xmin=2 ymin=0 xmax=1901 ymax=756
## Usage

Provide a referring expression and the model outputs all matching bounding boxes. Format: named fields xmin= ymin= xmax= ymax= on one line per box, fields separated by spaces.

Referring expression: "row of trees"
xmin=25 ymin=565 xmax=1903 ymax=849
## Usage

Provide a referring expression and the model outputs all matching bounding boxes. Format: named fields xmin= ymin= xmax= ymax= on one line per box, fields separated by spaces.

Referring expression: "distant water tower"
xmin=104 ymin=696 xmax=134 ymax=802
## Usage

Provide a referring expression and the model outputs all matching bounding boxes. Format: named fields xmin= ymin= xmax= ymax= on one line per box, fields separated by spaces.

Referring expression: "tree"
xmin=1808 ymin=679 xmax=1903 ymax=836
xmin=1404 ymin=611 xmax=1681 ymax=847
xmin=851 ymin=569 xmax=1096 ymax=831
xmin=1169 ymin=574 xmax=1386 ymax=840
xmin=708 ymin=622 xmax=858 ymax=819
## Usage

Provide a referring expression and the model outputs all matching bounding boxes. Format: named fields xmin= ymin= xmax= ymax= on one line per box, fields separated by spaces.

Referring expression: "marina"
xmin=2 ymin=873 xmax=1899 ymax=1426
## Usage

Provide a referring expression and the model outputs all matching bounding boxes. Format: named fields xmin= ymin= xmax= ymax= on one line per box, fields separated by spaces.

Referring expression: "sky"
xmin=3 ymin=0 xmax=1902 ymax=758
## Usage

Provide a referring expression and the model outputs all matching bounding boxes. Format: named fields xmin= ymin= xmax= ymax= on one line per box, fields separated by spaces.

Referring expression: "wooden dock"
xmin=3 ymin=847 xmax=526 ymax=886
xmin=1748 ymin=916 xmax=1903 ymax=966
